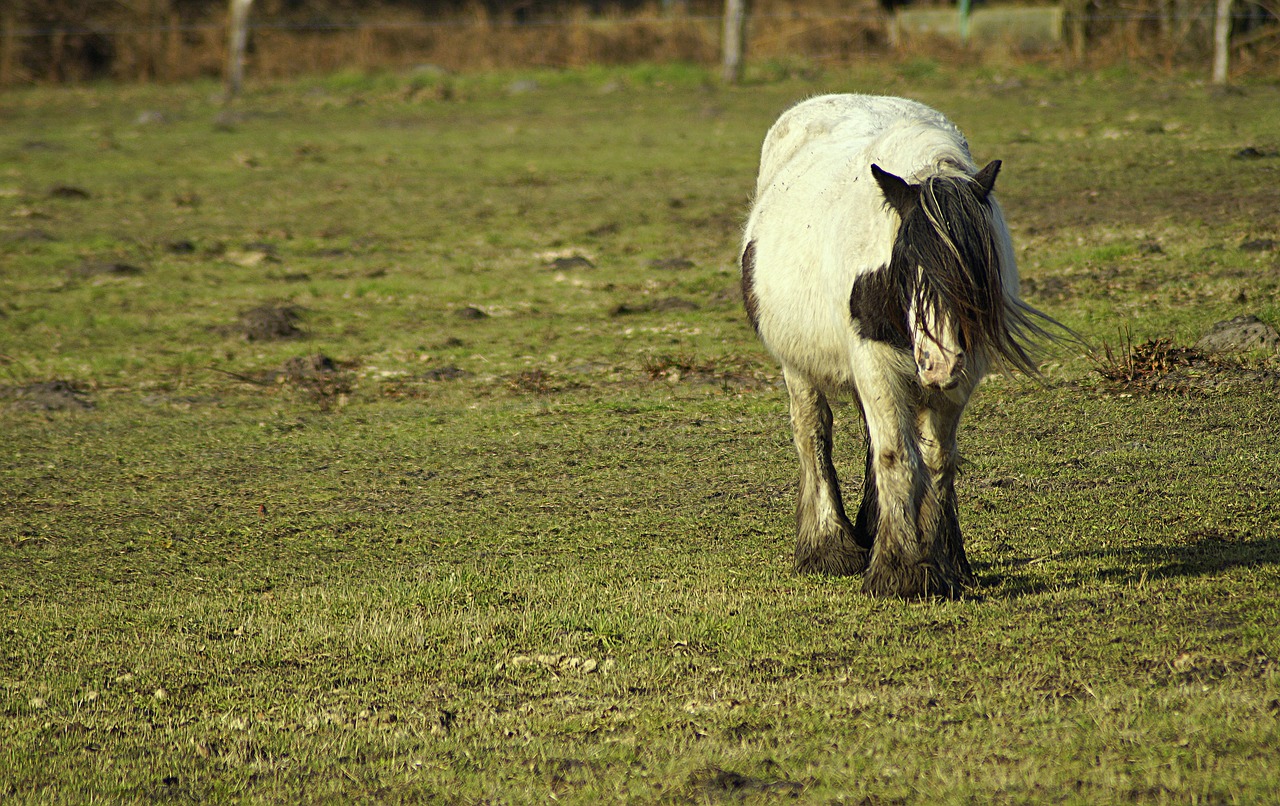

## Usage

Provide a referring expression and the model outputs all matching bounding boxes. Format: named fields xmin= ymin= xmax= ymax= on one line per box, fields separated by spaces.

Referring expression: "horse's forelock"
xmin=894 ymin=173 xmax=1041 ymax=374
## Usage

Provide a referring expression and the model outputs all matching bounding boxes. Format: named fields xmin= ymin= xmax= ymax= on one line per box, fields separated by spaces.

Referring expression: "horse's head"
xmin=871 ymin=161 xmax=1003 ymax=391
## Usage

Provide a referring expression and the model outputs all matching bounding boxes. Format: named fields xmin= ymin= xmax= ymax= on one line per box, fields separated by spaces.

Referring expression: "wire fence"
xmin=1 ymin=4 xmax=1277 ymax=86
xmin=3 ymin=7 xmax=1278 ymax=37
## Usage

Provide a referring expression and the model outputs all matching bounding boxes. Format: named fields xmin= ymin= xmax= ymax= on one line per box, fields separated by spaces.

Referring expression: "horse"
xmin=740 ymin=94 xmax=1058 ymax=598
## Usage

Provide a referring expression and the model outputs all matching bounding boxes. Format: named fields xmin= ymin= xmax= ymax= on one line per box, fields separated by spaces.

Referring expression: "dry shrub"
xmin=1095 ymin=336 xmax=1203 ymax=389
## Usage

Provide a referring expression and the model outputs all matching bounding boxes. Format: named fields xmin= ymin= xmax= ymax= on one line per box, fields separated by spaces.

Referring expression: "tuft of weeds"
xmin=1094 ymin=331 xmax=1204 ymax=390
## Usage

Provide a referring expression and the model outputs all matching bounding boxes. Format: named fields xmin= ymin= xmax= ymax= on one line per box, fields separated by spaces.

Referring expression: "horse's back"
xmin=754 ymin=94 xmax=973 ymax=195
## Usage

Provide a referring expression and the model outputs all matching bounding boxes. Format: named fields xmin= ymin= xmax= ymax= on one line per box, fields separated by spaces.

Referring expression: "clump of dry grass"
xmin=1095 ymin=334 xmax=1205 ymax=389
xmin=1092 ymin=331 xmax=1280 ymax=394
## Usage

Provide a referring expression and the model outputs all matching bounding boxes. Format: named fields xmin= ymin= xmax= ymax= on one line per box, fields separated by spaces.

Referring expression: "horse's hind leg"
xmin=784 ymin=368 xmax=868 ymax=576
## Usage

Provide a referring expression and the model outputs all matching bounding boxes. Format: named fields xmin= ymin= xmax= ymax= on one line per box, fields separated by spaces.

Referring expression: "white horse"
xmin=741 ymin=94 xmax=1055 ymax=598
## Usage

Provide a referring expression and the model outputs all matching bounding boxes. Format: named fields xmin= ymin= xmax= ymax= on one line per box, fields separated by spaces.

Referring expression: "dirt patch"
xmin=71 ymin=260 xmax=144 ymax=278
xmin=545 ymin=255 xmax=595 ymax=271
xmin=1012 ymin=161 xmax=1280 ymax=234
xmin=3 ymin=380 xmax=94 ymax=411
xmin=421 ymin=365 xmax=471 ymax=382
xmin=275 ymin=353 xmax=338 ymax=381
xmin=48 ymin=184 xmax=91 ymax=200
xmin=641 ymin=352 xmax=765 ymax=389
xmin=1234 ymin=146 xmax=1279 ymax=160
xmin=686 ymin=766 xmax=804 ymax=800
xmin=272 ymin=354 xmax=352 ymax=405
xmin=1142 ymin=649 xmax=1275 ymax=687
xmin=1021 ymin=262 xmax=1163 ymax=305
xmin=506 ymin=369 xmax=582 ymax=395
xmin=218 ymin=354 xmax=353 ymax=406
xmin=711 ymin=283 xmax=744 ymax=308
xmin=1020 ymin=275 xmax=1076 ymax=303
xmin=238 ymin=304 xmax=304 ymax=341
xmin=1239 ymin=238 xmax=1276 ymax=253
xmin=378 ymin=365 xmax=473 ymax=399
xmin=610 ymin=297 xmax=700 ymax=316
xmin=648 ymin=256 xmax=695 ymax=271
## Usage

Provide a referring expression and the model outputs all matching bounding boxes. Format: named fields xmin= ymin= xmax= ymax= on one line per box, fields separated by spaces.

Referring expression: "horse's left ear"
xmin=871 ymin=164 xmax=919 ymax=217
xmin=974 ymin=159 xmax=1002 ymax=199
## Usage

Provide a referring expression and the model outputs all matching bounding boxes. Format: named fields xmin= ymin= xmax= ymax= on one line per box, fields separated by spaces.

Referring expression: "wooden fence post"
xmin=1212 ymin=0 xmax=1231 ymax=84
xmin=722 ymin=0 xmax=747 ymax=84
xmin=1 ymin=4 xmax=16 ymax=87
xmin=1064 ymin=0 xmax=1086 ymax=62
xmin=226 ymin=0 xmax=254 ymax=100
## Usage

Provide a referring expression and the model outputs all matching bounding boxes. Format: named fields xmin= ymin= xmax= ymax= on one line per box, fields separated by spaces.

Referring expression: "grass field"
xmin=2 ymin=62 xmax=1279 ymax=802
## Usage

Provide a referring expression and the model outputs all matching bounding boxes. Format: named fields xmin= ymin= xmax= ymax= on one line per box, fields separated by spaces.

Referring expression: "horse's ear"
xmin=973 ymin=159 xmax=1001 ymax=199
xmin=871 ymin=164 xmax=919 ymax=217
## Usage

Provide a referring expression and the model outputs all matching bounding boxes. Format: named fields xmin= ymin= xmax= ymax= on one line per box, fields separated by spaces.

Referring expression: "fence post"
xmin=1065 ymin=0 xmax=1086 ymax=61
xmin=0 ymin=4 xmax=15 ymax=87
xmin=226 ymin=0 xmax=254 ymax=100
xmin=722 ymin=0 xmax=747 ymax=84
xmin=1212 ymin=0 xmax=1231 ymax=84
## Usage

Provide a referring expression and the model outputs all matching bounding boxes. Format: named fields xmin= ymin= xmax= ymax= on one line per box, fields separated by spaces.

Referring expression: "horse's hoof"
xmin=794 ymin=544 xmax=870 ymax=577
xmin=861 ymin=561 xmax=970 ymax=599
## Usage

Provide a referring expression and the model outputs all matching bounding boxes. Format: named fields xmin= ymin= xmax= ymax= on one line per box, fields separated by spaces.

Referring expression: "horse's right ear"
xmin=871 ymin=164 xmax=919 ymax=217
xmin=973 ymin=159 xmax=1001 ymax=199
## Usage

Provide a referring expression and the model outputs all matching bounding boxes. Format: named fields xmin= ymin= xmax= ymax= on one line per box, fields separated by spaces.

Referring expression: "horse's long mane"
xmin=888 ymin=171 xmax=1059 ymax=375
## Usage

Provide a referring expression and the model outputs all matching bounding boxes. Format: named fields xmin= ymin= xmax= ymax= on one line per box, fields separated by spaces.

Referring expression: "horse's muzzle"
xmin=916 ymin=346 xmax=966 ymax=390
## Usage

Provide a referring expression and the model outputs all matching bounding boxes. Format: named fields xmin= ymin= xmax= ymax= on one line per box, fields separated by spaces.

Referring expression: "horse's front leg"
xmin=857 ymin=368 xmax=965 ymax=598
xmin=918 ymin=392 xmax=975 ymax=588
xmin=784 ymin=368 xmax=868 ymax=576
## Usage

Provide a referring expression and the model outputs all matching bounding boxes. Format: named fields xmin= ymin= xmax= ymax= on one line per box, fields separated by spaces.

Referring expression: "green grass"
xmin=2 ymin=62 xmax=1279 ymax=803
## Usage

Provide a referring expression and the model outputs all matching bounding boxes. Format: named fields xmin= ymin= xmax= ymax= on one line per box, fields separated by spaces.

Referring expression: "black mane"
xmin=852 ymin=165 xmax=1056 ymax=375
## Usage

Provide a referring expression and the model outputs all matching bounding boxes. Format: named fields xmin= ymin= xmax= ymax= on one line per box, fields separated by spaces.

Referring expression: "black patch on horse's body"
xmin=741 ymin=240 xmax=761 ymax=334
xmin=849 ymin=266 xmax=910 ymax=348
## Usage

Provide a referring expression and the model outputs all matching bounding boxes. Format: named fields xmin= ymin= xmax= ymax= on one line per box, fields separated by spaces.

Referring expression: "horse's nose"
xmin=917 ymin=348 xmax=965 ymax=389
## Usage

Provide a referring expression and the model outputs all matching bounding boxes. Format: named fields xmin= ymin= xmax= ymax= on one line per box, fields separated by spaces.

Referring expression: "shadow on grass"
xmin=981 ymin=529 xmax=1280 ymax=598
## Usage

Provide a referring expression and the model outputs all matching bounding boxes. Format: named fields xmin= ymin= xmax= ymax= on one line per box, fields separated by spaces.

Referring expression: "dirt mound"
xmin=238 ymin=304 xmax=304 ymax=341
xmin=1196 ymin=315 xmax=1280 ymax=354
